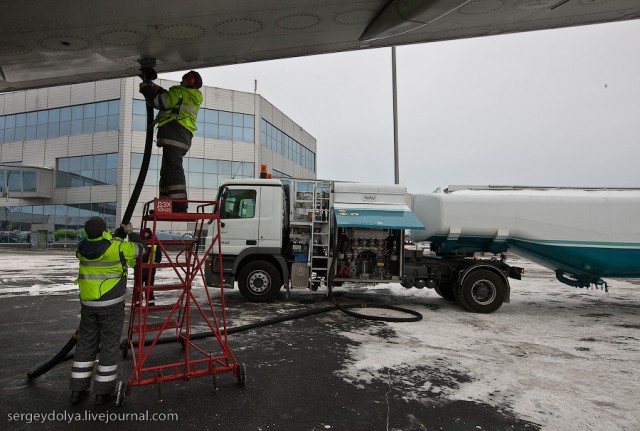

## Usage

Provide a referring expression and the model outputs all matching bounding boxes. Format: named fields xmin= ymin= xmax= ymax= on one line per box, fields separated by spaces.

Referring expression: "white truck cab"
xmin=204 ymin=178 xmax=422 ymax=302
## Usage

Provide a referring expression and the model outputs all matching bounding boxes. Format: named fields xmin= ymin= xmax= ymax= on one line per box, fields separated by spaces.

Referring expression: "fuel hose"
xmin=31 ymin=297 xmax=423 ymax=373
xmin=27 ymin=70 xmax=157 ymax=380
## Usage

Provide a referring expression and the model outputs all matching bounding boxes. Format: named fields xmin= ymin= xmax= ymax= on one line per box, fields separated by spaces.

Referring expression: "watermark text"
xmin=7 ymin=410 xmax=178 ymax=424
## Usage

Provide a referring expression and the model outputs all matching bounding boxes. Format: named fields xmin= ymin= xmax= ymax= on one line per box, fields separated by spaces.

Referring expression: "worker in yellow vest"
xmin=70 ymin=217 xmax=147 ymax=406
xmin=140 ymin=70 xmax=203 ymax=213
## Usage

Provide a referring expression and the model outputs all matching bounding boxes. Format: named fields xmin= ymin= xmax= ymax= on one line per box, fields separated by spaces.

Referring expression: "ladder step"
xmin=141 ymin=262 xmax=188 ymax=270
xmin=132 ymin=304 xmax=183 ymax=313
xmin=134 ymin=283 xmax=186 ymax=292
xmin=143 ymin=212 xmax=218 ymax=221
xmin=131 ymin=320 xmax=181 ymax=333
xmin=146 ymin=240 xmax=197 ymax=249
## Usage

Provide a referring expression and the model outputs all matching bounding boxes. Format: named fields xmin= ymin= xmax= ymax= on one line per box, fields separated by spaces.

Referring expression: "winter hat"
xmin=85 ymin=217 xmax=107 ymax=239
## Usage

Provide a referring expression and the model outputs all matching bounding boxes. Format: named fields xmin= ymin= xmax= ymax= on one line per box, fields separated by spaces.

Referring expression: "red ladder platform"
xmin=123 ymin=199 xmax=245 ymax=399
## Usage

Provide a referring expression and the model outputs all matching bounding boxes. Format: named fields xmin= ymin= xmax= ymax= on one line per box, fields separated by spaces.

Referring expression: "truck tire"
xmin=459 ymin=270 xmax=505 ymax=313
xmin=434 ymin=282 xmax=456 ymax=301
xmin=238 ymin=261 xmax=282 ymax=302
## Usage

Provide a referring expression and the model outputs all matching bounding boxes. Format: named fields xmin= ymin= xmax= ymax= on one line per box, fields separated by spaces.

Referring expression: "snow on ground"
xmin=1 ymin=250 xmax=639 ymax=430
xmin=334 ymin=256 xmax=640 ymax=430
xmin=0 ymin=252 xmax=78 ymax=296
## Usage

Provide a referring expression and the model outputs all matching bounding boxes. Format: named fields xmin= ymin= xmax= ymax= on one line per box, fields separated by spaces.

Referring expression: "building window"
xmin=260 ymin=119 xmax=315 ymax=173
xmin=56 ymin=153 xmax=118 ymax=188
xmin=272 ymin=169 xmax=291 ymax=178
xmin=0 ymin=202 xmax=116 ymax=244
xmin=132 ymin=100 xmax=255 ymax=144
xmin=130 ymin=153 xmax=254 ymax=190
xmin=0 ymin=100 xmax=120 ymax=144
xmin=7 ymin=170 xmax=23 ymax=192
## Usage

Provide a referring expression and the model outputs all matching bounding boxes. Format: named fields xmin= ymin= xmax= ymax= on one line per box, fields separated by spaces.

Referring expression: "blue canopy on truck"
xmin=333 ymin=204 xmax=424 ymax=230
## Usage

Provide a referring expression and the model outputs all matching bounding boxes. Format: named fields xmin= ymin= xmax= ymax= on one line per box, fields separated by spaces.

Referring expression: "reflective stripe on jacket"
xmin=153 ymin=85 xmax=203 ymax=134
xmin=76 ymin=236 xmax=144 ymax=301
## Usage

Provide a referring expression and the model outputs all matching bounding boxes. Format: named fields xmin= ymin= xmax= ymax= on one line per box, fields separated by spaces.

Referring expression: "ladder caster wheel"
xmin=237 ymin=363 xmax=246 ymax=387
xmin=115 ymin=381 xmax=125 ymax=407
xmin=120 ymin=339 xmax=128 ymax=359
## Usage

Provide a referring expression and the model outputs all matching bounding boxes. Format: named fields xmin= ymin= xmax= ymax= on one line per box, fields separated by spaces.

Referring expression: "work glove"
xmin=128 ymin=232 xmax=143 ymax=243
xmin=113 ymin=227 xmax=126 ymax=239
xmin=139 ymin=82 xmax=162 ymax=100
xmin=121 ymin=223 xmax=134 ymax=235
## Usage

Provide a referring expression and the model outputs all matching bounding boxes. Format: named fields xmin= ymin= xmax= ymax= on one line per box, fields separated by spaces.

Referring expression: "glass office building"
xmin=0 ymin=77 xmax=316 ymax=246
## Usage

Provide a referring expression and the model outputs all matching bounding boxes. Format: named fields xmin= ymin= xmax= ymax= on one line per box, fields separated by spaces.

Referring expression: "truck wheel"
xmin=434 ymin=282 xmax=456 ymax=301
xmin=238 ymin=261 xmax=282 ymax=302
xmin=460 ymin=270 xmax=505 ymax=313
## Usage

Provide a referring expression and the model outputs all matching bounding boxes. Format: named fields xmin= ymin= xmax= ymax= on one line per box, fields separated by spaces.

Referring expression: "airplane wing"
xmin=1 ymin=0 xmax=639 ymax=92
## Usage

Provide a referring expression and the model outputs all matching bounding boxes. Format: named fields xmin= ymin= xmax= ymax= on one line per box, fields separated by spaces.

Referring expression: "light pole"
xmin=392 ymin=46 xmax=399 ymax=185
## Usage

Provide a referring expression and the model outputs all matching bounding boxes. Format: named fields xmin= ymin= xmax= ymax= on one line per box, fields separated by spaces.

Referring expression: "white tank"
xmin=410 ymin=186 xmax=640 ymax=280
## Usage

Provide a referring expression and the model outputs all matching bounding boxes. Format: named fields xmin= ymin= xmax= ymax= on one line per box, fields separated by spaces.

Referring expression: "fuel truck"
xmin=204 ymin=178 xmax=640 ymax=313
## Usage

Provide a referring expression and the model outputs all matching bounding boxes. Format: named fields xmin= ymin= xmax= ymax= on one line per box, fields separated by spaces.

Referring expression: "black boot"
xmin=70 ymin=390 xmax=89 ymax=405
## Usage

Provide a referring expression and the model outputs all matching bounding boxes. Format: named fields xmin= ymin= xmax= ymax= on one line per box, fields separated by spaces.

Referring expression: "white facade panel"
xmin=22 ymin=141 xmax=46 ymax=165
xmin=1 ymin=143 xmax=23 ymax=162
xmin=23 ymin=88 xmax=48 ymax=111
xmin=232 ymin=142 xmax=255 ymax=162
xmin=70 ymin=82 xmax=96 ymax=105
xmin=283 ymin=117 xmax=294 ymax=136
xmin=211 ymin=87 xmax=233 ymax=112
xmin=66 ymin=187 xmax=91 ymax=203
xmin=89 ymin=186 xmax=118 ymax=202
xmin=135 ymin=188 xmax=158 ymax=206
xmin=130 ymin=132 xmax=147 ymax=153
xmin=209 ymin=141 xmax=233 ymax=160
xmin=52 ymin=188 xmax=68 ymax=201
xmin=47 ymin=86 xmax=71 ymax=108
xmin=67 ymin=135 xmax=91 ymax=157
xmin=232 ymin=92 xmax=256 ymax=114
xmin=95 ymin=79 xmax=121 ymax=100
xmin=44 ymin=140 xmax=69 ymax=168
xmin=260 ymin=100 xmax=273 ymax=123
xmin=188 ymin=142 xmax=205 ymax=159
xmin=91 ymin=132 xmax=117 ymax=154
xmin=1 ymin=91 xmax=26 ymax=114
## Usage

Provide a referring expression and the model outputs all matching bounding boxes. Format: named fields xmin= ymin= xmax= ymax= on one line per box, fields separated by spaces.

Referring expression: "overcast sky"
xmin=162 ymin=19 xmax=640 ymax=194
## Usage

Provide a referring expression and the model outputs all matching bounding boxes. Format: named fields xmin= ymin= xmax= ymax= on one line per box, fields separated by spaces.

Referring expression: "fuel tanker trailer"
xmin=204 ymin=177 xmax=640 ymax=313
xmin=410 ymin=185 xmax=640 ymax=293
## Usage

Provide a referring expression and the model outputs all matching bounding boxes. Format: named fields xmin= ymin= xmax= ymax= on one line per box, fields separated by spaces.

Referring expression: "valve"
xmin=139 ymin=67 xmax=157 ymax=84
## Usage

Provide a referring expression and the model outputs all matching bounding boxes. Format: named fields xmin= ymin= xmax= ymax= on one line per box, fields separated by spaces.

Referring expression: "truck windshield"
xmin=220 ymin=189 xmax=257 ymax=219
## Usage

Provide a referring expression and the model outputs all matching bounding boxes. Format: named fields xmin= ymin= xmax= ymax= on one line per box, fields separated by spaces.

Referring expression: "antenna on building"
xmin=254 ymin=79 xmax=257 ymax=94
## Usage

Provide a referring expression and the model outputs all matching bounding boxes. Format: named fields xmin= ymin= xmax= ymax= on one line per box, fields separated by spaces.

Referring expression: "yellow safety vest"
xmin=154 ymin=85 xmax=203 ymax=134
xmin=75 ymin=233 xmax=141 ymax=301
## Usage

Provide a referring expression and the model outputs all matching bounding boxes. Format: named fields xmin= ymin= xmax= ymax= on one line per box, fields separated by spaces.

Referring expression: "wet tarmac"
xmin=0 ymin=251 xmax=542 ymax=430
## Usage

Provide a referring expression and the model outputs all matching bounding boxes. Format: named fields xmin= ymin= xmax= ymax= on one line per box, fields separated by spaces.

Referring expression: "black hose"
xmin=335 ymin=302 xmax=423 ymax=322
xmin=27 ymin=85 xmax=156 ymax=380
xmin=34 ymin=297 xmax=424 ymax=371
xmin=27 ymin=329 xmax=79 ymax=379
xmin=122 ymin=99 xmax=154 ymax=225
xmin=124 ymin=299 xmax=422 ymax=349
